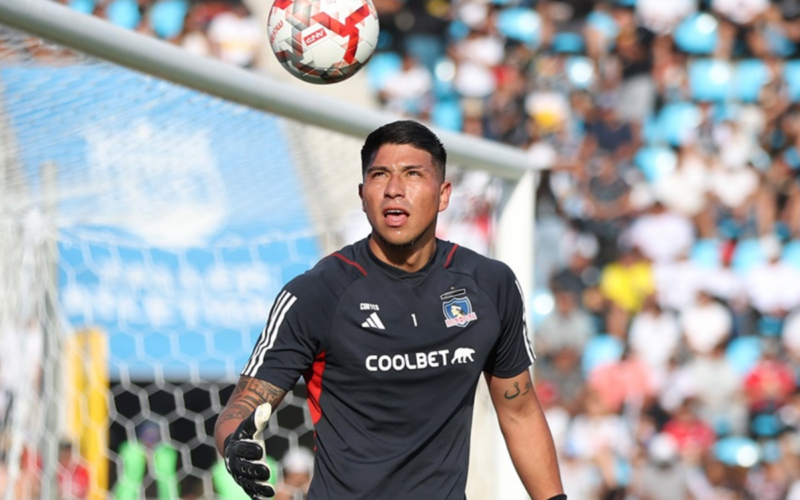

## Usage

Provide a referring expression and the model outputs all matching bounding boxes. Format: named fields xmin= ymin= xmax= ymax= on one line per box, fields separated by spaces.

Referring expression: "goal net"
xmin=0 ymin=5 xmax=532 ymax=499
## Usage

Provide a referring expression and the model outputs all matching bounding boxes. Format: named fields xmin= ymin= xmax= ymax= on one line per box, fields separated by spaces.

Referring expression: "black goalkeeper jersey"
xmin=241 ymin=237 xmax=534 ymax=500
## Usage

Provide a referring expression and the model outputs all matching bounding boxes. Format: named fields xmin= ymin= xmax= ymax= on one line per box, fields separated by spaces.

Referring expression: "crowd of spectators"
xmin=56 ymin=0 xmax=800 ymax=498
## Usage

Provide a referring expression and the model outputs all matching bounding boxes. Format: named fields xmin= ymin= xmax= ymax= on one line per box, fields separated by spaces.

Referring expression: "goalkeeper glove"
xmin=223 ymin=403 xmax=276 ymax=499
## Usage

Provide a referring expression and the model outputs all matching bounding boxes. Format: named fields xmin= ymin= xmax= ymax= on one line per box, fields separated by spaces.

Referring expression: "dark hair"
xmin=360 ymin=120 xmax=447 ymax=181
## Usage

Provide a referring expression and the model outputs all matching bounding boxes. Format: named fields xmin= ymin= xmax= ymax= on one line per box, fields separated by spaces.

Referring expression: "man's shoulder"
xmin=444 ymin=242 xmax=516 ymax=284
xmin=285 ymin=240 xmax=369 ymax=298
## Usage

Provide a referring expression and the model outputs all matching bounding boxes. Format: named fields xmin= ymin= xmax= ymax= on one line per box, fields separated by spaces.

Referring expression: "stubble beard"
xmin=372 ymin=218 xmax=436 ymax=250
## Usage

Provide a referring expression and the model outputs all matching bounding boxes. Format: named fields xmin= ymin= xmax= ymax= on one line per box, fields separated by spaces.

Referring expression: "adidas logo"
xmin=361 ymin=312 xmax=385 ymax=330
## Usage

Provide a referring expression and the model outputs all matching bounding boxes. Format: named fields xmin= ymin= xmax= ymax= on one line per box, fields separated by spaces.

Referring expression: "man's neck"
xmin=368 ymin=234 xmax=438 ymax=273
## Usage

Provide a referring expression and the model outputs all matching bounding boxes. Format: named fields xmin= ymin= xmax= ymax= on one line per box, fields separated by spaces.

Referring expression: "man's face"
xmin=359 ymin=143 xmax=451 ymax=249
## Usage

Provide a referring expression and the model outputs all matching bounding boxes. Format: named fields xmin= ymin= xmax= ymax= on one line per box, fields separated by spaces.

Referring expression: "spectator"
xmin=661 ymin=398 xmax=717 ymax=456
xmin=536 ymin=289 xmax=595 ymax=358
xmin=275 ymin=447 xmax=313 ymax=500
xmin=678 ymin=343 xmax=748 ymax=436
xmin=745 ymin=235 xmax=800 ymax=318
xmin=535 ymin=346 xmax=586 ymax=416
xmin=628 ymin=296 xmax=681 ymax=379
xmin=207 ymin=4 xmax=261 ymax=68
xmin=653 ymin=251 xmax=706 ymax=313
xmin=57 ymin=440 xmax=90 ymax=500
xmin=743 ymin=339 xmax=797 ymax=417
xmin=627 ymin=202 xmax=695 ymax=264
xmin=587 ymin=344 xmax=657 ymax=414
xmin=599 ymin=244 xmax=655 ymax=316
xmin=629 ymin=433 xmax=691 ymax=500
xmin=680 ymin=289 xmax=733 ymax=356
xmin=378 ymin=53 xmax=432 ymax=118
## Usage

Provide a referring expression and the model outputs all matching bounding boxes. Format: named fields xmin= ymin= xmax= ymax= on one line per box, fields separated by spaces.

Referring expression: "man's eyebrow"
xmin=365 ymin=164 xmax=426 ymax=172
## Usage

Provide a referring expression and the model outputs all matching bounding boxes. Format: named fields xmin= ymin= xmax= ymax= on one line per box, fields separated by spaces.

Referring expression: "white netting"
xmin=0 ymin=21 xmax=508 ymax=500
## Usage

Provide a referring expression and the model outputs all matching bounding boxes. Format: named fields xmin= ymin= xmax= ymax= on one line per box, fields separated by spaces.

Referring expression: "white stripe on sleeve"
xmin=242 ymin=290 xmax=297 ymax=377
xmin=515 ymin=280 xmax=536 ymax=362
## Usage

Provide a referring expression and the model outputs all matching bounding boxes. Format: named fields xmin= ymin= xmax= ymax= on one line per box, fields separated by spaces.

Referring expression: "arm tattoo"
xmin=503 ymin=381 xmax=533 ymax=400
xmin=218 ymin=377 xmax=287 ymax=426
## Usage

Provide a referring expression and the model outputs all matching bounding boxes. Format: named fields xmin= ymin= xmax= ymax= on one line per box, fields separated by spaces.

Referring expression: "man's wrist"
xmin=546 ymin=495 xmax=567 ymax=500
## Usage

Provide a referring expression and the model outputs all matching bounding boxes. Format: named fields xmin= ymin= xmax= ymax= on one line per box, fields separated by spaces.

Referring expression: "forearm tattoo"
xmin=218 ymin=377 xmax=287 ymax=426
xmin=503 ymin=381 xmax=532 ymax=400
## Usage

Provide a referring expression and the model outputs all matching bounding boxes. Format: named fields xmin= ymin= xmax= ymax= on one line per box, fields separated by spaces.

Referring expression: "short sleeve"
xmin=484 ymin=267 xmax=535 ymax=378
xmin=240 ymin=279 xmax=332 ymax=391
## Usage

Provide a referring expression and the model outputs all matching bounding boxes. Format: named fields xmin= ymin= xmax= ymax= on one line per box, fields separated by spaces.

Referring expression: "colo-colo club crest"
xmin=442 ymin=289 xmax=478 ymax=328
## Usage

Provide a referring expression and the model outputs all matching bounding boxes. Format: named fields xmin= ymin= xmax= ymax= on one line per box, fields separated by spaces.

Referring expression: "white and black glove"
xmin=224 ymin=403 xmax=276 ymax=499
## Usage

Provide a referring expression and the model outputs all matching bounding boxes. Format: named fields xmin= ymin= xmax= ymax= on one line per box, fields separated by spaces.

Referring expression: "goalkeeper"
xmin=215 ymin=120 xmax=565 ymax=500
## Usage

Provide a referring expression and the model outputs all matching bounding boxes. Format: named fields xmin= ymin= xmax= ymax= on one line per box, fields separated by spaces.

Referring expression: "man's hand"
xmin=223 ymin=403 xmax=276 ymax=499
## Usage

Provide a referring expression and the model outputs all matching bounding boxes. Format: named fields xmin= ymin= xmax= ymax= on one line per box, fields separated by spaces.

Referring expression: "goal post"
xmin=0 ymin=1 xmax=536 ymax=499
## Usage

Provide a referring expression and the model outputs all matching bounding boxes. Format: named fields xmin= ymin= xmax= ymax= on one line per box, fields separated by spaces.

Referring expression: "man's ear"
xmin=438 ymin=182 xmax=452 ymax=213
xmin=358 ymin=183 xmax=365 ymax=212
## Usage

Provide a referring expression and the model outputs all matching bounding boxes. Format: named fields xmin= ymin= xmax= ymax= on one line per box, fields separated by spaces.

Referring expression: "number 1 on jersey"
xmin=411 ymin=313 xmax=418 ymax=327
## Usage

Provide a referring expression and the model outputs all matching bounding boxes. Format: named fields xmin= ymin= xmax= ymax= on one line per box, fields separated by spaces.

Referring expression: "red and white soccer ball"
xmin=267 ymin=0 xmax=379 ymax=84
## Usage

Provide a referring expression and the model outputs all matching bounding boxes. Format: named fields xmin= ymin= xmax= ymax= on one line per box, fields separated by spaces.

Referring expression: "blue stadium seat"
xmin=673 ymin=12 xmax=718 ymax=55
xmin=106 ymin=0 xmax=142 ymax=30
xmin=725 ymin=336 xmax=761 ymax=376
xmin=654 ymin=102 xmax=701 ymax=147
xmin=688 ymin=59 xmax=733 ymax=102
xmin=690 ymin=238 xmax=721 ymax=268
xmin=586 ymin=10 xmax=618 ymax=49
xmin=496 ymin=8 xmax=542 ymax=48
xmin=781 ymin=239 xmax=800 ymax=268
xmin=581 ymin=334 xmax=623 ymax=375
xmin=430 ymin=99 xmax=463 ymax=132
xmin=69 ymin=0 xmax=95 ymax=14
xmin=733 ymin=59 xmax=768 ymax=103
xmin=448 ymin=19 xmax=470 ymax=42
xmin=365 ymin=52 xmax=402 ymax=93
xmin=633 ymin=146 xmax=676 ymax=183
xmin=731 ymin=238 xmax=765 ymax=275
xmin=715 ymin=436 xmax=760 ymax=467
xmin=784 ymin=60 xmax=800 ymax=102
xmin=149 ymin=0 xmax=189 ymax=39
xmin=552 ymin=33 xmax=585 ymax=54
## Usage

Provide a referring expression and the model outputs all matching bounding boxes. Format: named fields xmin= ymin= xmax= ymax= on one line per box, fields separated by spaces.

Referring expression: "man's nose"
xmin=384 ymin=175 xmax=405 ymax=197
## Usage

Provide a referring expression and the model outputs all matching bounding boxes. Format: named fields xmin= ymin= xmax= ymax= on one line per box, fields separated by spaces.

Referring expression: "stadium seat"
xmin=430 ymin=98 xmax=463 ymax=132
xmin=715 ymin=436 xmax=760 ymax=467
xmin=758 ymin=315 xmax=784 ymax=337
xmin=731 ymin=238 xmax=765 ymax=274
xmin=105 ymin=0 xmax=142 ymax=30
xmin=784 ymin=60 xmax=800 ymax=102
xmin=581 ymin=334 xmax=623 ymax=375
xmin=496 ymin=8 xmax=542 ymax=48
xmin=448 ymin=19 xmax=470 ymax=42
xmin=68 ymin=0 xmax=95 ymax=14
xmin=585 ymin=10 xmax=618 ymax=50
xmin=725 ymin=335 xmax=761 ymax=377
xmin=365 ymin=52 xmax=402 ymax=93
xmin=688 ymin=59 xmax=733 ymax=102
xmin=690 ymin=238 xmax=721 ymax=268
xmin=633 ymin=146 xmax=677 ymax=183
xmin=654 ymin=102 xmax=701 ymax=147
xmin=733 ymin=59 xmax=768 ymax=103
xmin=148 ymin=0 xmax=189 ymax=40
xmin=551 ymin=32 xmax=585 ymax=54
xmin=673 ymin=12 xmax=718 ymax=55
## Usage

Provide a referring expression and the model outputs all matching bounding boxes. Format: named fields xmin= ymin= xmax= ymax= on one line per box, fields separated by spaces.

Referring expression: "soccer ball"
xmin=267 ymin=0 xmax=379 ymax=84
